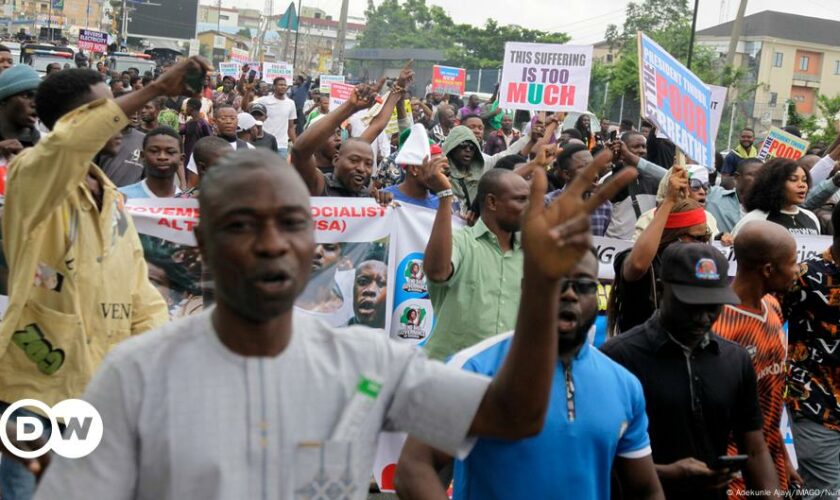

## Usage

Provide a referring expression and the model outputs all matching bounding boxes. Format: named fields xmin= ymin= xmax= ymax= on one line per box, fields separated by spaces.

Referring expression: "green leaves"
xmin=358 ymin=0 xmax=569 ymax=69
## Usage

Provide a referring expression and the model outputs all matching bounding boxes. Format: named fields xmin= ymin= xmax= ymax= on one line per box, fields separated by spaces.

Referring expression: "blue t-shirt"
xmin=450 ymin=334 xmax=651 ymax=500
xmin=382 ymin=185 xmax=439 ymax=210
xmin=118 ymin=180 xmax=151 ymax=200
xmin=119 ymin=180 xmax=181 ymax=200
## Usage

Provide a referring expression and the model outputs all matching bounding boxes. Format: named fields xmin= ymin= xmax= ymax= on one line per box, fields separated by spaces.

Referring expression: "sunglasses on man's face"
xmin=559 ymin=278 xmax=599 ymax=295
xmin=455 ymin=142 xmax=474 ymax=151
xmin=689 ymin=179 xmax=710 ymax=192
xmin=680 ymin=230 xmax=712 ymax=243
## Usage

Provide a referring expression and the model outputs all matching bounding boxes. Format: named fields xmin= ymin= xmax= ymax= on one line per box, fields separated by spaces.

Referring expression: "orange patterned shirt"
xmin=713 ymin=295 xmax=788 ymax=494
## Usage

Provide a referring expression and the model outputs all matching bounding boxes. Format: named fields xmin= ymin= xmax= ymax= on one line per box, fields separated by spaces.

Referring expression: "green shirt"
xmin=424 ymin=218 xmax=523 ymax=360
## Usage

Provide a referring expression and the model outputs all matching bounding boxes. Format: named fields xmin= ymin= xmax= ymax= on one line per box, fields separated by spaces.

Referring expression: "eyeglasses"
xmin=559 ymin=278 xmax=599 ymax=295
xmin=455 ymin=142 xmax=474 ymax=151
xmin=681 ymin=231 xmax=712 ymax=243
xmin=689 ymin=179 xmax=710 ymax=192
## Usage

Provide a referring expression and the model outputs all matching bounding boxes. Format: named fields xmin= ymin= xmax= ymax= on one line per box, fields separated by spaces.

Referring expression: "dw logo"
xmin=0 ymin=399 xmax=103 ymax=459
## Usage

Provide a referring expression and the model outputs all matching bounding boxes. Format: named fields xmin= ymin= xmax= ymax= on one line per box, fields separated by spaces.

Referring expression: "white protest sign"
xmin=499 ymin=42 xmax=593 ymax=112
xmin=217 ymin=62 xmax=241 ymax=79
xmin=320 ymin=74 xmax=345 ymax=94
xmin=263 ymin=62 xmax=293 ymax=82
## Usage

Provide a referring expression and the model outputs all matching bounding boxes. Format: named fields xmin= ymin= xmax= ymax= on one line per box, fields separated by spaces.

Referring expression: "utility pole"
xmin=216 ymin=0 xmax=221 ymax=33
xmin=725 ymin=0 xmax=748 ymax=139
xmin=330 ymin=0 xmax=347 ymax=74
xmin=686 ymin=0 xmax=699 ymax=69
xmin=726 ymin=0 xmax=748 ymax=68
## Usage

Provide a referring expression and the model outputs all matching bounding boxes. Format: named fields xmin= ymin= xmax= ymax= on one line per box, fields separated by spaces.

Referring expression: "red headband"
xmin=664 ymin=207 xmax=706 ymax=229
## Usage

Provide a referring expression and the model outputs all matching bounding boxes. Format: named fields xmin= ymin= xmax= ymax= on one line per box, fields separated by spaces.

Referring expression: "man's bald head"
xmin=198 ymin=149 xmax=310 ymax=229
xmin=734 ymin=220 xmax=796 ymax=271
xmin=477 ymin=168 xmax=524 ymax=211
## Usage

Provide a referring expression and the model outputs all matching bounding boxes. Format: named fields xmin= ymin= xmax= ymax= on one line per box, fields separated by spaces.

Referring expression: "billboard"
xmin=126 ymin=0 xmax=198 ymax=41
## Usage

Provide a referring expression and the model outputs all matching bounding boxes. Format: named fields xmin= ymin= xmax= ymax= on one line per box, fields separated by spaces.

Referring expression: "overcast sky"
xmin=219 ymin=0 xmax=840 ymax=43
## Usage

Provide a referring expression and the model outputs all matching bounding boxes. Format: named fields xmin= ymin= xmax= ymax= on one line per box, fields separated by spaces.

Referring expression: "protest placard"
xmin=329 ymin=82 xmax=355 ymax=111
xmin=709 ymin=84 xmax=727 ymax=146
xmin=638 ymin=32 xmax=714 ymax=167
xmin=319 ymin=74 xmax=345 ymax=94
xmin=757 ymin=126 xmax=810 ymax=161
xmin=78 ymin=29 xmax=108 ymax=53
xmin=230 ymin=47 xmax=249 ymax=65
xmin=263 ymin=61 xmax=293 ymax=82
xmin=431 ymin=65 xmax=466 ymax=96
xmin=217 ymin=62 xmax=240 ymax=79
xmin=499 ymin=42 xmax=593 ymax=112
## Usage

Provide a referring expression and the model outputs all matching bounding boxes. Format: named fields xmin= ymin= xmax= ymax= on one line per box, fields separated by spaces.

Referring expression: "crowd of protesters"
xmin=0 ymin=42 xmax=838 ymax=500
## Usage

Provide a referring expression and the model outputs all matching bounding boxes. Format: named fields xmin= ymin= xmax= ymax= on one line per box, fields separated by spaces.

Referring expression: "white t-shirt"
xmin=35 ymin=309 xmax=488 ymax=500
xmin=255 ymin=95 xmax=297 ymax=145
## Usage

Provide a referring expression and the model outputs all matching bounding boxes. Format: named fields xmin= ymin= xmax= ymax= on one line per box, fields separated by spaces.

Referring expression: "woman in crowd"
xmin=633 ymin=164 xmax=720 ymax=240
xmin=608 ymin=166 xmax=712 ymax=334
xmin=733 ymin=158 xmax=820 ymax=236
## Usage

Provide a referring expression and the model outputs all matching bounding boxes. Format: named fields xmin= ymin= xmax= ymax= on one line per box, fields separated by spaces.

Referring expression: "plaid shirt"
xmin=545 ymin=188 xmax=612 ymax=236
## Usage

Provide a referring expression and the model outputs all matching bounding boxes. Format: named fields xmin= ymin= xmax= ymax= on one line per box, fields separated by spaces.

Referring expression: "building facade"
xmin=697 ymin=11 xmax=840 ymax=128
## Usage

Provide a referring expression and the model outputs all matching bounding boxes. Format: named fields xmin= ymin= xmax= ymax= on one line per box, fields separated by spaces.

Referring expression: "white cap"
xmin=395 ymin=124 xmax=431 ymax=167
xmin=237 ymin=112 xmax=257 ymax=132
xmin=687 ymin=164 xmax=709 ymax=185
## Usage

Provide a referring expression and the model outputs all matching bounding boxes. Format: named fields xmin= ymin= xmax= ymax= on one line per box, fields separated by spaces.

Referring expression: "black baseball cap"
xmin=660 ymin=243 xmax=740 ymax=305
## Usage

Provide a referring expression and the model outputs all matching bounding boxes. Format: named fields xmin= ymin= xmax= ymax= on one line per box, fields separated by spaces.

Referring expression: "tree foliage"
xmin=794 ymin=94 xmax=840 ymax=146
xmin=357 ymin=0 xmax=569 ymax=68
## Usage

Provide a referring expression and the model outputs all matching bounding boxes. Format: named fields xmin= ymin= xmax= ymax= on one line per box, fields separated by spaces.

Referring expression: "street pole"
xmin=331 ymin=0 xmax=348 ymax=74
xmin=292 ymin=1 xmax=301 ymax=69
xmin=48 ymin=0 xmax=53 ymax=41
xmin=686 ymin=0 xmax=699 ymax=69
xmin=727 ymin=101 xmax=736 ymax=151
xmin=85 ymin=0 xmax=90 ymax=27
xmin=216 ymin=0 xmax=221 ymax=33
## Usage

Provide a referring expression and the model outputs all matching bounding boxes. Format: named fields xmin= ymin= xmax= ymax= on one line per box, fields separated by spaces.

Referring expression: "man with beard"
xmin=138 ymin=97 xmax=162 ymax=133
xmin=0 ymin=65 xmax=42 ymax=156
xmin=601 ymin=243 xmax=779 ymax=499
xmin=348 ymin=248 xmax=387 ymax=329
xmin=396 ymin=250 xmax=665 ymax=500
xmin=291 ymin=67 xmax=413 ymax=199
xmin=119 ymin=127 xmax=183 ymax=199
xmin=722 ymin=128 xmax=758 ymax=176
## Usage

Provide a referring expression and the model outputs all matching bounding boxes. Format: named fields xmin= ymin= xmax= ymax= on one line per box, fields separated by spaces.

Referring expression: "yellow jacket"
xmin=0 ymin=98 xmax=168 ymax=407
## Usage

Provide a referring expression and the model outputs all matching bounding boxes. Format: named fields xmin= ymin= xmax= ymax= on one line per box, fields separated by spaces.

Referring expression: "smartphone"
xmin=711 ymin=455 xmax=749 ymax=471
xmin=248 ymin=69 xmax=257 ymax=83
xmin=184 ymin=65 xmax=206 ymax=95
xmin=609 ymin=130 xmax=617 ymax=141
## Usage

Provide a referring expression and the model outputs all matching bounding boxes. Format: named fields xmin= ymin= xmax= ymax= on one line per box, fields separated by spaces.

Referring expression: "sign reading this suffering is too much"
xmin=499 ymin=42 xmax=593 ymax=112
xmin=638 ymin=32 xmax=714 ymax=168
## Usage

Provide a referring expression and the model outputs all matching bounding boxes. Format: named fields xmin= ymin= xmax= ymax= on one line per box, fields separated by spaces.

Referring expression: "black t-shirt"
xmin=252 ymin=132 xmax=279 ymax=153
xmin=319 ymin=173 xmax=369 ymax=197
xmin=766 ymin=209 xmax=820 ymax=235
xmin=601 ymin=313 xmax=764 ymax=500
xmin=610 ymin=248 xmax=661 ymax=334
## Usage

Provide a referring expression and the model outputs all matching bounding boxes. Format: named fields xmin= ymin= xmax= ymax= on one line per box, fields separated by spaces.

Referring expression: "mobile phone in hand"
xmin=711 ymin=455 xmax=748 ymax=471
